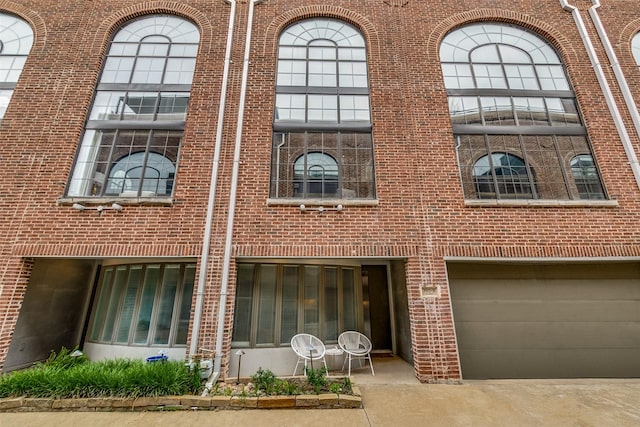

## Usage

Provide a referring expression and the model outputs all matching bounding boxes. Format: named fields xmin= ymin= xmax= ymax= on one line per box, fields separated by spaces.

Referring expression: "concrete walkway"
xmin=1 ymin=357 xmax=639 ymax=426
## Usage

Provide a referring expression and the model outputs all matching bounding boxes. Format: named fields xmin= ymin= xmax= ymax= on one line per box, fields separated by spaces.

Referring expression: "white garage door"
xmin=448 ymin=262 xmax=640 ymax=379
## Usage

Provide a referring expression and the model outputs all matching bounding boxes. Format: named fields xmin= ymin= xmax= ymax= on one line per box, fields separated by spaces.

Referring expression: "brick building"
xmin=0 ymin=0 xmax=638 ymax=382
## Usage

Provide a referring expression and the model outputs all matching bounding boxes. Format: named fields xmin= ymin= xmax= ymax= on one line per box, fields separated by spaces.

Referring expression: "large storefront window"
xmin=232 ymin=263 xmax=361 ymax=347
xmin=88 ymin=262 xmax=195 ymax=347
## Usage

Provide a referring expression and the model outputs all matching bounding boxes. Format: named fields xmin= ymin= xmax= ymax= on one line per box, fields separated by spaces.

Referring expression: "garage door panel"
xmin=462 ymin=349 xmax=640 ymax=379
xmin=448 ymin=262 xmax=640 ymax=379
xmin=452 ymin=300 xmax=639 ymax=322
xmin=451 ymin=279 xmax=640 ymax=301
xmin=456 ymin=321 xmax=640 ymax=349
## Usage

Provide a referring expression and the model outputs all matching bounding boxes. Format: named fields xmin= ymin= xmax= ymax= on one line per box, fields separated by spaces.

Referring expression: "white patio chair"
xmin=290 ymin=333 xmax=328 ymax=376
xmin=338 ymin=331 xmax=375 ymax=376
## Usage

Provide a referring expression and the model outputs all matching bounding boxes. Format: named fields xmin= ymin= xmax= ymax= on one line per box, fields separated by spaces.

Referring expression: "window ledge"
xmin=266 ymin=198 xmax=379 ymax=207
xmin=57 ymin=196 xmax=174 ymax=207
xmin=464 ymin=199 xmax=619 ymax=208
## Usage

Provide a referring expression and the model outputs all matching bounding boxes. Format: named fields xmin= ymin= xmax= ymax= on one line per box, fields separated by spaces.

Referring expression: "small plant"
xmin=329 ymin=382 xmax=342 ymax=395
xmin=341 ymin=376 xmax=353 ymax=394
xmin=305 ymin=367 xmax=327 ymax=394
xmin=251 ymin=368 xmax=278 ymax=394
xmin=275 ymin=378 xmax=300 ymax=395
xmin=40 ymin=346 xmax=89 ymax=370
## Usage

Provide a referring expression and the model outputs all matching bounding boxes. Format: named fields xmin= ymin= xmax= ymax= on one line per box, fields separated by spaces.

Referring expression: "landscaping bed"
xmin=0 ymin=349 xmax=362 ymax=411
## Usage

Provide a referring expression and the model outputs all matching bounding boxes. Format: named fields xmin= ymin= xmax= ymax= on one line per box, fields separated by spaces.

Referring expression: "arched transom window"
xmin=270 ymin=19 xmax=375 ymax=200
xmin=67 ymin=15 xmax=199 ymax=198
xmin=441 ymin=23 xmax=605 ymax=200
xmin=632 ymin=32 xmax=640 ymax=66
xmin=0 ymin=13 xmax=33 ymax=121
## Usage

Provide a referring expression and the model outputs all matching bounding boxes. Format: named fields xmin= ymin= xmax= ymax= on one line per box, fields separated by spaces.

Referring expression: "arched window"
xmin=632 ymin=32 xmax=640 ymax=66
xmin=0 ymin=13 xmax=33 ymax=121
xmin=270 ymin=19 xmax=375 ymax=200
xmin=441 ymin=23 xmax=605 ymax=200
xmin=473 ymin=153 xmax=536 ymax=199
xmin=67 ymin=15 xmax=199 ymax=198
xmin=294 ymin=152 xmax=339 ymax=197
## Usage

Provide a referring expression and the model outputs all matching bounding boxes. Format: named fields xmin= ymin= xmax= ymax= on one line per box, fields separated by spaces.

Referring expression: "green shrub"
xmin=251 ymin=368 xmax=277 ymax=394
xmin=0 ymin=354 xmax=203 ymax=399
xmin=305 ymin=367 xmax=327 ymax=394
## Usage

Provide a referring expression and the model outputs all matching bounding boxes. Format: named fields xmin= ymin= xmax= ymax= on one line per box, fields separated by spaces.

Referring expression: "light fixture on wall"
xmin=72 ymin=203 xmax=123 ymax=215
xmin=299 ymin=204 xmax=343 ymax=214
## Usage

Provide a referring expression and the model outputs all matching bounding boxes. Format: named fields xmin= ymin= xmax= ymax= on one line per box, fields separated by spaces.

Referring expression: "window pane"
xmin=232 ymin=264 xmax=255 ymax=344
xmin=280 ymin=266 xmax=299 ymax=345
xmin=308 ymin=95 xmax=337 ymax=122
xmin=89 ymin=267 xmax=114 ymax=341
xmin=115 ymin=266 xmax=143 ymax=344
xmin=571 ymin=154 xmax=605 ymax=200
xmin=133 ymin=265 xmax=160 ymax=344
xmin=473 ymin=64 xmax=506 ymax=89
xmin=340 ymin=95 xmax=370 ymax=122
xmin=480 ymin=97 xmax=514 ymax=126
xmin=153 ymin=265 xmax=180 ymax=345
xmin=547 ymin=98 xmax=580 ymax=126
xmin=101 ymin=266 xmax=128 ymax=342
xmin=256 ymin=265 xmax=277 ymax=345
xmin=514 ymin=97 xmax=547 ymax=126
xmin=164 ymin=58 xmax=196 ymax=84
xmin=101 ymin=57 xmax=135 ymax=83
xmin=174 ymin=265 xmax=195 ymax=345
xmin=324 ymin=268 xmax=338 ymax=341
xmin=342 ymin=268 xmax=357 ymax=331
xmin=303 ymin=266 xmax=320 ymax=337
xmin=505 ymin=64 xmax=539 ymax=90
xmin=275 ymin=94 xmax=306 ymax=121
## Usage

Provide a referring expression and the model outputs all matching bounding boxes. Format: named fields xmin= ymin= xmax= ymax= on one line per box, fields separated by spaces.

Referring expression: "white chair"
xmin=290 ymin=333 xmax=328 ymax=376
xmin=338 ymin=331 xmax=375 ymax=376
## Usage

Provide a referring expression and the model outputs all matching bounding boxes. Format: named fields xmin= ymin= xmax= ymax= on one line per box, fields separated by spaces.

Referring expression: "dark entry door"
xmin=362 ymin=265 xmax=392 ymax=351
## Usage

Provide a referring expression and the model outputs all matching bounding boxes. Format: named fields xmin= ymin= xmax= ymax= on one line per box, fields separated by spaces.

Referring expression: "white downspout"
xmin=212 ymin=0 xmax=263 ymax=376
xmin=588 ymin=0 xmax=640 ymax=187
xmin=560 ymin=0 xmax=640 ymax=190
xmin=190 ymin=0 xmax=237 ymax=365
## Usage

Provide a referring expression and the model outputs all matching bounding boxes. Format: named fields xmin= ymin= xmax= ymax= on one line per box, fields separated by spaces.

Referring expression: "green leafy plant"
xmin=251 ymin=368 xmax=277 ymax=394
xmin=305 ymin=367 xmax=327 ymax=394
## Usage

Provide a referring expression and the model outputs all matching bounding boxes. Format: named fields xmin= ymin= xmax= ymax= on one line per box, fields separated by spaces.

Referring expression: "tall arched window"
xmin=632 ymin=32 xmax=640 ymax=66
xmin=270 ymin=19 xmax=375 ymax=200
xmin=0 ymin=13 xmax=33 ymax=122
xmin=441 ymin=23 xmax=605 ymax=200
xmin=67 ymin=15 xmax=199 ymax=198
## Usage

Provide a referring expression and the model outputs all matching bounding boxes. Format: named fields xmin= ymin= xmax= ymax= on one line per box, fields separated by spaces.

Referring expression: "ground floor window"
xmin=88 ymin=262 xmax=195 ymax=347
xmin=232 ymin=263 xmax=362 ymax=347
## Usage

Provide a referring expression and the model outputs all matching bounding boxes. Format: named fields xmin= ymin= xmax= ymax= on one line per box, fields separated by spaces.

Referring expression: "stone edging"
xmin=0 ymin=386 xmax=362 ymax=412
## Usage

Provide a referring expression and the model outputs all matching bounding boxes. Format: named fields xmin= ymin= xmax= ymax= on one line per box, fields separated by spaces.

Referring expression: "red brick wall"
xmin=1 ymin=0 xmax=639 ymax=382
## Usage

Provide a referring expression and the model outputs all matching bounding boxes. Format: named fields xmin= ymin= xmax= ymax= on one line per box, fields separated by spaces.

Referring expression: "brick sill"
xmin=0 ymin=386 xmax=362 ymax=412
xmin=267 ymin=198 xmax=379 ymax=207
xmin=57 ymin=197 xmax=174 ymax=207
xmin=465 ymin=199 xmax=619 ymax=208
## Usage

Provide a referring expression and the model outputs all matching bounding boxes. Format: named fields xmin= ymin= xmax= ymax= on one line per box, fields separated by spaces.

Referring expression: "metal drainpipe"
xmin=560 ymin=0 xmax=640 ymax=190
xmin=212 ymin=0 xmax=263 ymax=376
xmin=190 ymin=0 xmax=237 ymax=366
xmin=588 ymin=0 xmax=640 ymax=187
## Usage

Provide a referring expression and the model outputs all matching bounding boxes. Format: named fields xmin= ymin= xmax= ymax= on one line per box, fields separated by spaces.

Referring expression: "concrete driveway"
xmin=0 ymin=357 xmax=638 ymax=426
xmin=1 ymin=380 xmax=639 ymax=426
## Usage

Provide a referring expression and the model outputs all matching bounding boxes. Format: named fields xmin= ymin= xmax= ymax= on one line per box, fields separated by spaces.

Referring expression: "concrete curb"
xmin=0 ymin=386 xmax=362 ymax=412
